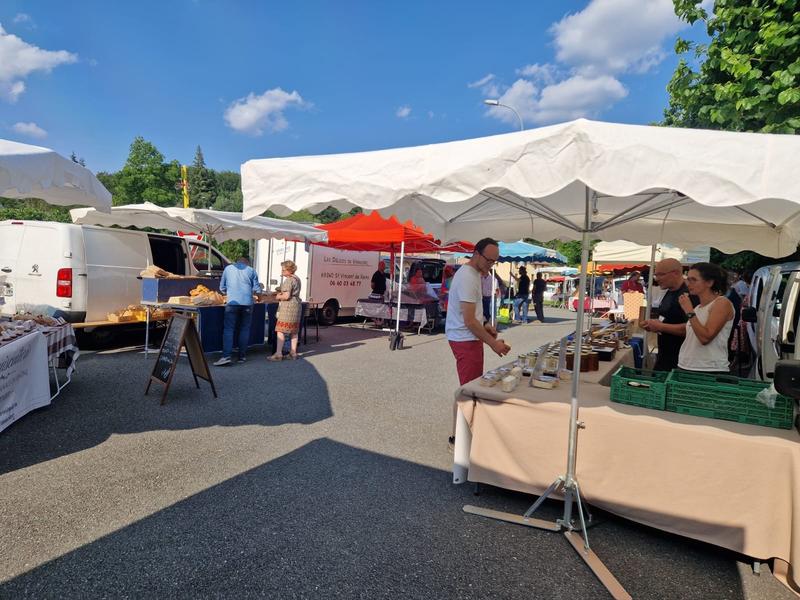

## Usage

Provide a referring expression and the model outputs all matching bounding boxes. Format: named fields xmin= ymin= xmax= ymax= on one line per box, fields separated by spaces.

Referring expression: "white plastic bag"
xmin=756 ymin=383 xmax=778 ymax=409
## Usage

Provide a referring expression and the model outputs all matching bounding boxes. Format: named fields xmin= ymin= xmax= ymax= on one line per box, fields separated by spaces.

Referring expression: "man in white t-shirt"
xmin=446 ymin=238 xmax=511 ymax=447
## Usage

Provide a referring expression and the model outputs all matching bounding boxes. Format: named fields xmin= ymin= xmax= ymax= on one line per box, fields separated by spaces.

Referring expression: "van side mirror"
xmin=741 ymin=307 xmax=757 ymax=323
xmin=774 ymin=360 xmax=800 ymax=399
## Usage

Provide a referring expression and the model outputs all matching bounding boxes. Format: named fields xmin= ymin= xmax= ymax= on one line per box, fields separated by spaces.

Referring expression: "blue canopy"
xmin=496 ymin=241 xmax=567 ymax=264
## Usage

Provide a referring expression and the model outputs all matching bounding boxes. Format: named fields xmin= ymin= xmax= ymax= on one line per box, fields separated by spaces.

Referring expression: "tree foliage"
xmin=187 ymin=145 xmax=218 ymax=208
xmin=664 ymin=0 xmax=800 ymax=133
xmin=113 ymin=137 xmax=181 ymax=206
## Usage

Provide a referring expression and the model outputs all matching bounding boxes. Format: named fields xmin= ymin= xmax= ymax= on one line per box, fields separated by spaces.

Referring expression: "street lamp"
xmin=483 ymin=99 xmax=524 ymax=132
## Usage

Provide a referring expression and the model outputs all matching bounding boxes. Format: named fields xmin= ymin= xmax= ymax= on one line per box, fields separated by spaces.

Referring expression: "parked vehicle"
xmin=747 ymin=262 xmax=800 ymax=381
xmin=255 ymin=239 xmax=380 ymax=325
xmin=0 ymin=220 xmax=229 ymax=323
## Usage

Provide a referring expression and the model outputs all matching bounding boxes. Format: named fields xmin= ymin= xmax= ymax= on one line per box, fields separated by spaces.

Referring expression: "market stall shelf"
xmin=453 ymin=364 xmax=800 ymax=594
xmin=355 ymin=297 xmax=438 ymax=334
xmin=42 ymin=323 xmax=79 ymax=400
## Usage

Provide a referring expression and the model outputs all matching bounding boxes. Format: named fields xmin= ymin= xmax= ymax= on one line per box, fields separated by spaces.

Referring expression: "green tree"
xmin=212 ymin=170 xmax=243 ymax=212
xmin=187 ymin=145 xmax=218 ymax=208
xmin=0 ymin=198 xmax=71 ymax=222
xmin=114 ymin=137 xmax=180 ymax=206
xmin=664 ymin=0 xmax=800 ymax=133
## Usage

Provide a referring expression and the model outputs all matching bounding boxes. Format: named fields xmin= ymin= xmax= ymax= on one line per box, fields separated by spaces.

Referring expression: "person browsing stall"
xmin=677 ymin=263 xmax=735 ymax=373
xmin=446 ymin=238 xmax=511 ymax=448
xmin=511 ymin=266 xmax=531 ymax=324
xmin=269 ymin=260 xmax=303 ymax=361
xmin=532 ymin=272 xmax=547 ymax=323
xmin=214 ymin=255 xmax=260 ymax=366
xmin=640 ymin=258 xmax=699 ymax=371
xmin=620 ymin=271 xmax=644 ymax=294
xmin=370 ymin=260 xmax=387 ymax=299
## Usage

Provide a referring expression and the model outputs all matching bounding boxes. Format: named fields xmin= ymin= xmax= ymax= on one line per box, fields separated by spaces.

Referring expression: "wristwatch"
xmin=686 ymin=312 xmax=696 ymax=319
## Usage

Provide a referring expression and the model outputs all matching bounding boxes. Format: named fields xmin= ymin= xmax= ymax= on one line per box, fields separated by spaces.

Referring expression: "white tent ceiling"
xmin=1 ymin=138 xmax=112 ymax=210
xmin=592 ymin=241 xmax=710 ymax=265
xmin=241 ymin=118 xmax=800 ymax=257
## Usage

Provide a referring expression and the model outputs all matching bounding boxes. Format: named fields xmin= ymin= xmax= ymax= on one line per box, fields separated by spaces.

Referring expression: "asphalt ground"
xmin=0 ymin=309 xmax=794 ymax=599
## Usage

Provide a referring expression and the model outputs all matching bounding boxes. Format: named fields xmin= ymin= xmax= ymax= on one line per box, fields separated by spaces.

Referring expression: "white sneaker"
xmin=213 ymin=357 xmax=231 ymax=366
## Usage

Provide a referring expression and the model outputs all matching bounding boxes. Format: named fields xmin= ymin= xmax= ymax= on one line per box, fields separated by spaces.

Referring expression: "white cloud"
xmin=428 ymin=110 xmax=435 ymax=119
xmin=13 ymin=13 xmax=34 ymax=27
xmin=223 ymin=87 xmax=307 ymax=136
xmin=0 ymin=24 xmax=77 ymax=102
xmin=467 ymin=73 xmax=495 ymax=89
xmin=12 ymin=121 xmax=47 ymax=139
xmin=516 ymin=63 xmax=557 ymax=86
xmin=487 ymin=79 xmax=539 ymax=126
xmin=396 ymin=105 xmax=411 ymax=119
xmin=551 ymin=0 xmax=684 ymax=76
xmin=535 ymin=75 xmax=628 ymax=122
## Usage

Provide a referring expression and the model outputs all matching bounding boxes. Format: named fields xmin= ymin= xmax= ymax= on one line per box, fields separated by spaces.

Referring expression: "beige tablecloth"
xmin=454 ymin=361 xmax=800 ymax=594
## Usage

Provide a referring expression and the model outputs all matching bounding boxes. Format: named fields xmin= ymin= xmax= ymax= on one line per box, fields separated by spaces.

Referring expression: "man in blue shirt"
xmin=214 ymin=255 xmax=261 ymax=366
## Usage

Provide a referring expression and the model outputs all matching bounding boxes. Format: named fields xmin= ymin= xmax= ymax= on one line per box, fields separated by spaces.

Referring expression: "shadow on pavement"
xmin=0 ymin=439 xmax=749 ymax=599
xmin=0 ymin=346 xmax=333 ymax=475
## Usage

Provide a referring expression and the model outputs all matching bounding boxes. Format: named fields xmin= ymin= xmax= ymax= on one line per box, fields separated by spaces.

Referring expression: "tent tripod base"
xmin=463 ymin=475 xmax=631 ymax=600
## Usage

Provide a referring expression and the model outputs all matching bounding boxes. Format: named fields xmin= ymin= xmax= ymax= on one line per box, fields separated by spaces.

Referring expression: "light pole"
xmin=483 ymin=99 xmax=524 ymax=132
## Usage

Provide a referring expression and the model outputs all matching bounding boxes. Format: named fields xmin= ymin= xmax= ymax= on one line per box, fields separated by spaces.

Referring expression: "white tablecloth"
xmin=0 ymin=332 xmax=50 ymax=433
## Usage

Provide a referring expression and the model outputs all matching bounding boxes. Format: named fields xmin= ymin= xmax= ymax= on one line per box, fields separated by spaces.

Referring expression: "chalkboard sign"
xmin=145 ymin=314 xmax=217 ymax=404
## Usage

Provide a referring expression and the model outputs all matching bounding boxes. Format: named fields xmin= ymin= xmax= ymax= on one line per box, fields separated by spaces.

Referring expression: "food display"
xmin=12 ymin=313 xmax=62 ymax=327
xmin=1 ymin=313 xmax=66 ymax=346
xmin=189 ymin=284 xmax=226 ymax=306
xmin=139 ymin=265 xmax=174 ymax=278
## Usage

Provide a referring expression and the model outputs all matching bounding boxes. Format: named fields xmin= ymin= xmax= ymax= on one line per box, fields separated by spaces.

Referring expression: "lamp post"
xmin=483 ymin=99 xmax=524 ymax=132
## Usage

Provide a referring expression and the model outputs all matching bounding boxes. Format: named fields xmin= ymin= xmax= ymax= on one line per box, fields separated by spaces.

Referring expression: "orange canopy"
xmin=317 ymin=211 xmax=466 ymax=253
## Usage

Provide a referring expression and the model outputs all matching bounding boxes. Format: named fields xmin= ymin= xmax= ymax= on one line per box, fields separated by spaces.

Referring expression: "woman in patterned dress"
xmin=269 ymin=260 xmax=302 ymax=361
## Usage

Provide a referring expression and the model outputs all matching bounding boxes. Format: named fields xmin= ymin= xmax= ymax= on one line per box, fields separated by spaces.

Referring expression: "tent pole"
xmin=643 ymin=244 xmax=658 ymax=365
xmin=491 ymin=266 xmax=497 ymax=327
xmin=395 ymin=241 xmax=405 ymax=336
xmin=463 ymin=188 xmax=631 ymax=600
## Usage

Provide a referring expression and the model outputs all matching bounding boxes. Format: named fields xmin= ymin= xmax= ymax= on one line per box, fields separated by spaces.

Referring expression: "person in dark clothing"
xmin=370 ymin=261 xmax=387 ymax=298
xmin=532 ymin=272 xmax=547 ymax=323
xmin=511 ymin=266 xmax=530 ymax=323
xmin=640 ymin=258 xmax=699 ymax=371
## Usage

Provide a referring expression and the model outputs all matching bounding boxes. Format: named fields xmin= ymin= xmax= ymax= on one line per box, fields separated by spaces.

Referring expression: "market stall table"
xmin=0 ymin=332 xmax=50 ymax=433
xmin=355 ymin=297 xmax=439 ymax=334
xmin=42 ymin=323 xmax=79 ymax=399
xmin=452 ymin=360 xmax=800 ymax=594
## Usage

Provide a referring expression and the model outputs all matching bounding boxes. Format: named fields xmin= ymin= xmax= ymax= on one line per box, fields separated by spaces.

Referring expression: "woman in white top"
xmin=678 ymin=263 xmax=735 ymax=373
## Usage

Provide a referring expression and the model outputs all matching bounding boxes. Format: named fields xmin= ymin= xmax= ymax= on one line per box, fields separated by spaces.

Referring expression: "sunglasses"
xmin=478 ymin=251 xmax=497 ymax=265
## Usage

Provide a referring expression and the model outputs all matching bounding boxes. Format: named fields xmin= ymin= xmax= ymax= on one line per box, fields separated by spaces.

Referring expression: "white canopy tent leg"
xmin=395 ymin=240 xmax=405 ymax=337
xmin=464 ymin=189 xmax=632 ymax=600
xmin=642 ymin=244 xmax=658 ymax=366
xmin=490 ymin=266 xmax=497 ymax=327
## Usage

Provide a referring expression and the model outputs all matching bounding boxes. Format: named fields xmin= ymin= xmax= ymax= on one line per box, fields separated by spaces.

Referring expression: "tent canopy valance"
xmin=496 ymin=240 xmax=567 ymax=264
xmin=70 ymin=203 xmax=328 ymax=243
xmin=1 ymin=138 xmax=112 ymax=210
xmin=242 ymin=118 xmax=800 ymax=257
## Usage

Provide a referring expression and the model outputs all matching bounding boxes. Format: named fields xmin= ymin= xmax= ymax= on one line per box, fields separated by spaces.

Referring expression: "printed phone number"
xmin=329 ymin=280 xmax=362 ymax=287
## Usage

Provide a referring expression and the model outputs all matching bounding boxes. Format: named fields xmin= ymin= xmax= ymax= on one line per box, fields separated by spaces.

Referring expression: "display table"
xmin=0 ymin=332 xmax=50 ymax=433
xmin=570 ymin=297 xmax=615 ymax=312
xmin=452 ymin=351 xmax=800 ymax=594
xmin=153 ymin=303 xmax=268 ymax=354
xmin=355 ymin=298 xmax=438 ymax=333
xmin=42 ymin=324 xmax=79 ymax=399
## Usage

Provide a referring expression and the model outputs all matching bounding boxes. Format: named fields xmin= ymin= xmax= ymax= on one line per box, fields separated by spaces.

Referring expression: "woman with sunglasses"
xmin=677 ymin=263 xmax=735 ymax=374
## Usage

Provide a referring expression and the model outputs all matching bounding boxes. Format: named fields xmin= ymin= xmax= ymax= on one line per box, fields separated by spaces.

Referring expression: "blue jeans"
xmin=223 ymin=304 xmax=253 ymax=359
xmin=513 ymin=297 xmax=529 ymax=322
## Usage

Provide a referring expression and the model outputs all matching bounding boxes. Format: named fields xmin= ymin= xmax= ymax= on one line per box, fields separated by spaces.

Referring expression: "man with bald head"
xmin=640 ymin=258 xmax=699 ymax=371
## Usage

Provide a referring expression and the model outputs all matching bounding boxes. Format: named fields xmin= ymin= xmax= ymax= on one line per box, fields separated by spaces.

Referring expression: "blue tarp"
xmin=496 ymin=241 xmax=567 ymax=264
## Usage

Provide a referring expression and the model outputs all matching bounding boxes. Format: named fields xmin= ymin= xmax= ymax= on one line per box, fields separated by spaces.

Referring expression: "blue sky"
xmin=0 ymin=0 xmax=708 ymax=174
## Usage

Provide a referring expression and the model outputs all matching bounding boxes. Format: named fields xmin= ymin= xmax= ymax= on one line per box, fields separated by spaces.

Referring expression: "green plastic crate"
xmin=610 ymin=366 xmax=669 ymax=410
xmin=665 ymin=370 xmax=795 ymax=429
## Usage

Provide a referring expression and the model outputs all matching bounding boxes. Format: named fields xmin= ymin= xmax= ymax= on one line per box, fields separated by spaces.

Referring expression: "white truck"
xmin=255 ymin=239 xmax=380 ymax=325
xmin=0 ymin=220 xmax=229 ymax=323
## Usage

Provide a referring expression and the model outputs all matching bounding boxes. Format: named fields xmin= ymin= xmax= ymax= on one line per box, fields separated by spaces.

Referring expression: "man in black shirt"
xmin=370 ymin=261 xmax=387 ymax=297
xmin=511 ymin=266 xmax=530 ymax=323
xmin=532 ymin=272 xmax=547 ymax=323
xmin=640 ymin=258 xmax=700 ymax=371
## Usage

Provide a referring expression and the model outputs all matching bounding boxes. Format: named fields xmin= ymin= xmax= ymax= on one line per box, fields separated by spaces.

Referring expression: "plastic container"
xmin=610 ymin=366 xmax=669 ymax=410
xmin=665 ymin=370 xmax=795 ymax=429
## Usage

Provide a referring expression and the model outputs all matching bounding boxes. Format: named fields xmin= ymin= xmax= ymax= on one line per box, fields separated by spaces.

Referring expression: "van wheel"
xmin=319 ymin=301 xmax=339 ymax=326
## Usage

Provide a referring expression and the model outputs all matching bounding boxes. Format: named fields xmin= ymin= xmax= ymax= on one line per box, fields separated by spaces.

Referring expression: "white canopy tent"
xmin=1 ymin=139 xmax=112 ymax=210
xmin=592 ymin=241 xmax=710 ymax=266
xmin=71 ymin=203 xmax=327 ymax=270
xmin=240 ymin=118 xmax=800 ymax=599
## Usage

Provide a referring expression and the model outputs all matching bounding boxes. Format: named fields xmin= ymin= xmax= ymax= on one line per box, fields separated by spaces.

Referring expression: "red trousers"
xmin=449 ymin=340 xmax=484 ymax=435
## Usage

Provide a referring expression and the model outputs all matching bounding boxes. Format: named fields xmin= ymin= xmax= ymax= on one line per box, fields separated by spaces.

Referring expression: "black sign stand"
xmin=145 ymin=314 xmax=217 ymax=405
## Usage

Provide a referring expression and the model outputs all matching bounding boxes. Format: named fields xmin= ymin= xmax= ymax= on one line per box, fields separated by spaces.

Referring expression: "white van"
xmin=747 ymin=262 xmax=800 ymax=380
xmin=256 ymin=238 xmax=380 ymax=325
xmin=0 ymin=220 xmax=230 ymax=323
